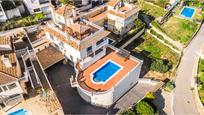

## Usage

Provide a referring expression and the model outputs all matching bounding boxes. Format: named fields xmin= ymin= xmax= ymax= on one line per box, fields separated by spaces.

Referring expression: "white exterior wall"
xmin=45 ymin=30 xmax=109 ymax=64
xmin=45 ymin=31 xmax=81 ymax=63
xmin=5 ymin=8 xmax=21 ymax=19
xmin=77 ymin=84 xmax=114 ymax=107
xmin=0 ymin=81 xmax=24 ymax=96
xmin=77 ymin=59 xmax=143 ymax=107
xmin=113 ymin=61 xmax=142 ymax=101
xmin=0 ymin=3 xmax=7 ymax=22
xmin=23 ymin=0 xmax=50 ymax=14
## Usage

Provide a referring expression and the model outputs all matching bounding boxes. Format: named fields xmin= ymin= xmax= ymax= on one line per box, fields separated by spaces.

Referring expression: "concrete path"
xmin=153 ymin=90 xmax=174 ymax=114
xmin=113 ymin=79 xmax=164 ymax=113
xmin=173 ymin=23 xmax=204 ymax=114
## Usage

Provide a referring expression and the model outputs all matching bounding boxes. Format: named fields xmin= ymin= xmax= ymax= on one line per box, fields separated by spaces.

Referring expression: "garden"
xmin=138 ymin=0 xmax=203 ymax=46
xmin=125 ymin=33 xmax=179 ymax=79
xmin=161 ymin=16 xmax=199 ymax=45
xmin=138 ymin=0 xmax=167 ymax=18
xmin=197 ymin=58 xmax=204 ymax=104
xmin=0 ymin=13 xmax=47 ymax=31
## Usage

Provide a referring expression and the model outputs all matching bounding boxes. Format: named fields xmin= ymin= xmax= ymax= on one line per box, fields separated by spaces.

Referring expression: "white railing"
xmin=47 ymin=23 xmax=80 ymax=44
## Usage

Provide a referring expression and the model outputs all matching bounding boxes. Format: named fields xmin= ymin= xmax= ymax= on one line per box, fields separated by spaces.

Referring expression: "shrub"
xmin=145 ymin=92 xmax=156 ymax=100
xmin=150 ymin=59 xmax=172 ymax=73
xmin=164 ymin=81 xmax=175 ymax=92
xmin=121 ymin=109 xmax=135 ymax=115
xmin=134 ymin=101 xmax=154 ymax=115
xmin=35 ymin=13 xmax=45 ymax=20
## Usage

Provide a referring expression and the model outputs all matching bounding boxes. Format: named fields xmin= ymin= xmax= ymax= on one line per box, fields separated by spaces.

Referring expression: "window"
xmin=0 ymin=87 xmax=3 ymax=93
xmin=33 ymin=8 xmax=41 ymax=13
xmin=2 ymin=86 xmax=8 ymax=91
xmin=31 ymin=0 xmax=36 ymax=3
xmin=70 ymin=55 xmax=73 ymax=61
xmin=96 ymin=39 xmax=105 ymax=46
xmin=95 ymin=47 xmax=103 ymax=55
xmin=7 ymin=83 xmax=17 ymax=90
xmin=86 ymin=46 xmax=92 ymax=52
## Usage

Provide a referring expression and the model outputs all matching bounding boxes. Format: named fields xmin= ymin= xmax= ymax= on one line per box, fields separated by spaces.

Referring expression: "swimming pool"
xmin=92 ymin=60 xmax=121 ymax=83
xmin=180 ymin=7 xmax=195 ymax=19
xmin=8 ymin=109 xmax=28 ymax=115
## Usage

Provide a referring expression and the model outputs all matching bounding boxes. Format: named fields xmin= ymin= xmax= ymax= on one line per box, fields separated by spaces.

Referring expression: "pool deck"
xmin=79 ymin=47 xmax=140 ymax=91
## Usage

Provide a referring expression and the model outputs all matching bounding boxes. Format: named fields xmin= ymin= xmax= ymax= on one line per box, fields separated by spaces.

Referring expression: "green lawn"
xmin=198 ymin=58 xmax=204 ymax=104
xmin=134 ymin=33 xmax=179 ymax=68
xmin=138 ymin=0 xmax=167 ymax=18
xmin=161 ymin=17 xmax=199 ymax=45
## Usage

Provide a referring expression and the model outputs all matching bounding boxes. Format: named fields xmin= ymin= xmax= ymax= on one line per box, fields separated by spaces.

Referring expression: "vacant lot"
xmin=161 ymin=17 xmax=199 ymax=45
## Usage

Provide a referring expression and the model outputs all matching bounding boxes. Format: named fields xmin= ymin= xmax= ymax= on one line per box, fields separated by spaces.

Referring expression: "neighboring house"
xmin=44 ymin=1 xmax=143 ymax=107
xmin=107 ymin=0 xmax=140 ymax=35
xmin=0 ymin=0 xmax=22 ymax=22
xmin=0 ymin=3 xmax=7 ymax=22
xmin=0 ymin=36 xmax=28 ymax=110
xmin=23 ymin=0 xmax=51 ymax=18
xmin=45 ymin=5 xmax=110 ymax=67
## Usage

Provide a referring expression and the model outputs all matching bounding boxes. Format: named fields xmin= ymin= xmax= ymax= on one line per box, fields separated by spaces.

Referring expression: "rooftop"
xmin=36 ymin=46 xmax=64 ymax=70
xmin=78 ymin=46 xmax=141 ymax=92
xmin=28 ymin=30 xmax=46 ymax=42
xmin=0 ymin=36 xmax=21 ymax=85
xmin=107 ymin=0 xmax=140 ymax=18
xmin=54 ymin=5 xmax=79 ymax=20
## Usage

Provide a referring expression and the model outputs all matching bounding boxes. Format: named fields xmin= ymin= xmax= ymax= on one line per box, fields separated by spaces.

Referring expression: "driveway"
xmin=45 ymin=61 xmax=111 ymax=114
xmin=173 ymin=23 xmax=204 ymax=114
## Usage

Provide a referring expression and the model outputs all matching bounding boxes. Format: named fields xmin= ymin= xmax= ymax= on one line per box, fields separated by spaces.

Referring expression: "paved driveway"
xmin=173 ymin=23 xmax=204 ymax=114
xmin=45 ymin=61 xmax=111 ymax=114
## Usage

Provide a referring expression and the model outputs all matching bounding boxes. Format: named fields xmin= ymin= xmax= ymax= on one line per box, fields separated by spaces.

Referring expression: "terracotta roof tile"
xmin=44 ymin=26 xmax=80 ymax=50
xmin=108 ymin=0 xmax=119 ymax=6
xmin=79 ymin=47 xmax=139 ymax=91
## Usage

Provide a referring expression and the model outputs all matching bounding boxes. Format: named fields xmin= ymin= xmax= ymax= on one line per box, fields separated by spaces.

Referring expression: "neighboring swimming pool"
xmin=180 ymin=7 xmax=196 ymax=19
xmin=92 ymin=60 xmax=122 ymax=84
xmin=8 ymin=109 xmax=28 ymax=115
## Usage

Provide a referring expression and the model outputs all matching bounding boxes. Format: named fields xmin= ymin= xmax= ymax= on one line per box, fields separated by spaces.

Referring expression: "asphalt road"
xmin=173 ymin=23 xmax=204 ymax=114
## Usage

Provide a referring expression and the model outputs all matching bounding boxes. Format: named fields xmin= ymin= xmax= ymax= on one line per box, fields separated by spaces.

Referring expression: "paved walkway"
xmin=153 ymin=90 xmax=174 ymax=114
xmin=173 ymin=23 xmax=204 ymax=114
xmin=113 ymin=79 xmax=164 ymax=113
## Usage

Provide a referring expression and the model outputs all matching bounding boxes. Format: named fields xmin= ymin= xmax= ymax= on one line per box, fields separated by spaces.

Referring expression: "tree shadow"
xmin=139 ymin=10 xmax=155 ymax=28
xmin=153 ymin=90 xmax=167 ymax=114
xmin=124 ymin=37 xmax=154 ymax=78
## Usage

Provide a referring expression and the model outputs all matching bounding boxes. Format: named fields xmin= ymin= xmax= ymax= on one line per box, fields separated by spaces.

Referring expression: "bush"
xmin=0 ymin=13 xmax=46 ymax=31
xmin=164 ymin=81 xmax=175 ymax=92
xmin=145 ymin=92 xmax=156 ymax=100
xmin=150 ymin=59 xmax=172 ymax=73
xmin=134 ymin=101 xmax=155 ymax=115
xmin=121 ymin=109 xmax=135 ymax=115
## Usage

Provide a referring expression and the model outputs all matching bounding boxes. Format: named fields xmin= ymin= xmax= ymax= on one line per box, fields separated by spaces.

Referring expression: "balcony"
xmin=39 ymin=0 xmax=49 ymax=5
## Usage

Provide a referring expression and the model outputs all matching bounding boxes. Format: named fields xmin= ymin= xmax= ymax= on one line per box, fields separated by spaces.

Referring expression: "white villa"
xmin=44 ymin=0 xmax=143 ymax=107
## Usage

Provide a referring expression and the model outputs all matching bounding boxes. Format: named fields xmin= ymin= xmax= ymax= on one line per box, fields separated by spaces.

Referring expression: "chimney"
xmin=1 ymin=55 xmax=12 ymax=68
xmin=72 ymin=8 xmax=76 ymax=17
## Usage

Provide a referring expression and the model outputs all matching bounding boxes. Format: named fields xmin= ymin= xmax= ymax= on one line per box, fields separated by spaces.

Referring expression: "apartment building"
xmin=0 ymin=0 xmax=22 ymax=22
xmin=23 ymin=0 xmax=51 ymax=17
xmin=107 ymin=0 xmax=140 ymax=35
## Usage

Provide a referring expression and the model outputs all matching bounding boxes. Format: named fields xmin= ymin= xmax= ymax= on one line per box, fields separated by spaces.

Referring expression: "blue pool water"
xmin=8 ymin=109 xmax=28 ymax=115
xmin=93 ymin=61 xmax=121 ymax=83
xmin=180 ymin=7 xmax=195 ymax=19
